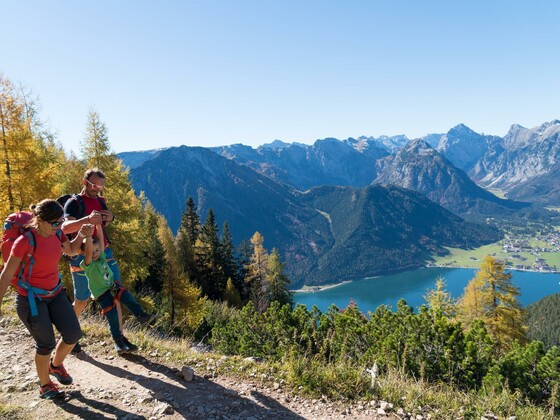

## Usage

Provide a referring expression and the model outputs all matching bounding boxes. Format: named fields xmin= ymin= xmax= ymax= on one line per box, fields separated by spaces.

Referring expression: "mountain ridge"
xmin=127 ymin=146 xmax=501 ymax=286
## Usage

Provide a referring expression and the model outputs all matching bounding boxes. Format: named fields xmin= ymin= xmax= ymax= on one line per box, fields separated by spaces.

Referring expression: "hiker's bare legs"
xmin=51 ymin=339 xmax=74 ymax=366
xmin=35 ymin=353 xmax=51 ymax=386
xmin=73 ymin=298 xmax=88 ymax=318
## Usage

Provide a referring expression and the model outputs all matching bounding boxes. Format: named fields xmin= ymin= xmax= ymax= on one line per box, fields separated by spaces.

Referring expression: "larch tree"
xmin=424 ymin=276 xmax=456 ymax=319
xmin=158 ymin=214 xmax=205 ymax=332
xmin=245 ymin=231 xmax=269 ymax=312
xmin=265 ymin=248 xmax=293 ymax=307
xmin=0 ymin=75 xmax=62 ymax=215
xmin=81 ymin=108 xmax=114 ymax=169
xmin=458 ymin=255 xmax=526 ymax=351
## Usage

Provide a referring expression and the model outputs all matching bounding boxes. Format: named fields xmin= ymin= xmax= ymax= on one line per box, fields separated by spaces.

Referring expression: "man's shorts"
xmin=70 ymin=246 xmax=121 ymax=301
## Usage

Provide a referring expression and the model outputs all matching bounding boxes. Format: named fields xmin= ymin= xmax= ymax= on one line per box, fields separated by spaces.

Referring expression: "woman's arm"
xmin=0 ymin=256 xmax=22 ymax=316
xmin=62 ymin=224 xmax=94 ymax=256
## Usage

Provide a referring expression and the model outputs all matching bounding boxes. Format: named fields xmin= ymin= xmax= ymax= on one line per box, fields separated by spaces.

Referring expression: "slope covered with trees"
xmin=527 ymin=292 xmax=560 ymax=349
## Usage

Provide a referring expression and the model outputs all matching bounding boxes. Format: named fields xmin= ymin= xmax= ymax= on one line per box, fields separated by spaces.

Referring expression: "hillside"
xmin=299 ymin=185 xmax=502 ymax=284
xmin=527 ymin=292 xmax=560 ymax=349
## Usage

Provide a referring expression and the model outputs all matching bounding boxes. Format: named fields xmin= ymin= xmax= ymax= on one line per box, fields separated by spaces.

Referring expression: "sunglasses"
xmin=85 ymin=178 xmax=105 ymax=190
xmin=48 ymin=220 xmax=63 ymax=228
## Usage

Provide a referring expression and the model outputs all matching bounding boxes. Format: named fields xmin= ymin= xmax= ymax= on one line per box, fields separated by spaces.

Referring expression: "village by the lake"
xmin=432 ymin=231 xmax=560 ymax=273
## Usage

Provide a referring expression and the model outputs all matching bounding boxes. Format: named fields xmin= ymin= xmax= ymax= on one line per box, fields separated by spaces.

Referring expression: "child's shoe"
xmin=138 ymin=313 xmax=157 ymax=327
xmin=123 ymin=336 xmax=138 ymax=352
xmin=39 ymin=381 xmax=65 ymax=399
xmin=114 ymin=337 xmax=129 ymax=355
xmin=70 ymin=341 xmax=82 ymax=354
xmin=49 ymin=362 xmax=73 ymax=385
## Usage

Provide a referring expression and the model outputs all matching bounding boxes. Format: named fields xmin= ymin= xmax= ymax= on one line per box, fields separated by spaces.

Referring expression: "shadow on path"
xmin=78 ymin=351 xmax=304 ymax=419
xmin=54 ymin=390 xmax=144 ymax=419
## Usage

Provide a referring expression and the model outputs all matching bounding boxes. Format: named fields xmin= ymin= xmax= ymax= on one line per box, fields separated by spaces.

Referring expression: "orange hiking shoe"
xmin=49 ymin=362 xmax=73 ymax=385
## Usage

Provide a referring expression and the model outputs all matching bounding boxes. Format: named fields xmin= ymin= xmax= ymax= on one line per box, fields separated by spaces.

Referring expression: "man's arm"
xmin=62 ymin=211 xmax=103 ymax=235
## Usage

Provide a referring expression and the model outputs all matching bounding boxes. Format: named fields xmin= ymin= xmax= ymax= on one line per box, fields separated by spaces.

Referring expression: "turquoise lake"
xmin=293 ymin=267 xmax=560 ymax=314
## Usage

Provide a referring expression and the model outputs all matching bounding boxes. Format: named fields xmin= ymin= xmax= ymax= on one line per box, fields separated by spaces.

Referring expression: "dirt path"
xmin=0 ymin=316 xmax=391 ymax=419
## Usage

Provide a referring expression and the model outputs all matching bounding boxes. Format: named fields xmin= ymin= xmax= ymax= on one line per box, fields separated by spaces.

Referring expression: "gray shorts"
xmin=16 ymin=290 xmax=82 ymax=355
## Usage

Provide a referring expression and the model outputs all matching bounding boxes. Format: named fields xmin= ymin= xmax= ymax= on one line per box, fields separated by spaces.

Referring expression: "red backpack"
xmin=1 ymin=211 xmax=34 ymax=286
xmin=2 ymin=211 xmax=64 ymax=316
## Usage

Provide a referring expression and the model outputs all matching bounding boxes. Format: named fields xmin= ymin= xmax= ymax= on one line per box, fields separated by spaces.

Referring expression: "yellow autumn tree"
xmin=458 ymin=255 xmax=526 ymax=351
xmin=245 ymin=231 xmax=269 ymax=312
xmin=0 ymin=74 xmax=68 ymax=216
xmin=158 ymin=215 xmax=205 ymax=332
xmin=424 ymin=276 xmax=456 ymax=319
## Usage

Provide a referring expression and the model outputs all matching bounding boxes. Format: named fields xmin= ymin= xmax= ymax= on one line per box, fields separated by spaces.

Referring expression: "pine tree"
xmin=194 ymin=209 xmax=225 ymax=299
xmin=176 ymin=196 xmax=200 ymax=284
xmin=219 ymin=222 xmax=243 ymax=297
xmin=458 ymin=255 xmax=527 ymax=350
xmin=136 ymin=202 xmax=166 ymax=296
xmin=236 ymin=239 xmax=252 ymax=302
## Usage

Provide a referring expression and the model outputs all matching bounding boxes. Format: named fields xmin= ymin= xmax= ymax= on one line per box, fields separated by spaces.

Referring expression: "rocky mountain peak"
xmin=260 ymin=140 xmax=292 ymax=150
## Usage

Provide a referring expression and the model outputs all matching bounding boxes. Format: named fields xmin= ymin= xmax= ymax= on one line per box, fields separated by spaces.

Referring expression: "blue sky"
xmin=1 ymin=0 xmax=559 ymax=155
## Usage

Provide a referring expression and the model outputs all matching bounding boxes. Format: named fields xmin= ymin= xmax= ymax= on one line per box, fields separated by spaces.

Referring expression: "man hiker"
xmin=61 ymin=168 xmax=119 ymax=352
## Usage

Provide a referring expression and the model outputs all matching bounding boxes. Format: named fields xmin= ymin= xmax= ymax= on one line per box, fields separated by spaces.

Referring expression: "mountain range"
xmin=119 ymin=119 xmax=558 ymax=286
xmin=124 ymin=148 xmax=500 ymax=287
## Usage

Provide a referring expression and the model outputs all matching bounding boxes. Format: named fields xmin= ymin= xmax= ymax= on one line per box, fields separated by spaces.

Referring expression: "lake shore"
xmin=293 ymin=265 xmax=559 ymax=293
xmin=428 ymin=263 xmax=559 ymax=274
xmin=292 ymin=280 xmax=352 ymax=293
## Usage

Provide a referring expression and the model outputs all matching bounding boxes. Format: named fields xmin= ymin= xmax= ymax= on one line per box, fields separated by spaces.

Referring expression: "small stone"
xmin=179 ymin=366 xmax=195 ymax=382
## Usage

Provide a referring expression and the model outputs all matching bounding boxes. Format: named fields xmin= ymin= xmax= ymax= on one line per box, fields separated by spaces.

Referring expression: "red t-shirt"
xmin=11 ymin=231 xmax=68 ymax=296
xmin=82 ymin=194 xmax=109 ymax=247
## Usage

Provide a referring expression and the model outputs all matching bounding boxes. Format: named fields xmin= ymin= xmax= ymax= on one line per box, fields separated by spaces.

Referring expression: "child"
xmin=80 ymin=223 xmax=156 ymax=354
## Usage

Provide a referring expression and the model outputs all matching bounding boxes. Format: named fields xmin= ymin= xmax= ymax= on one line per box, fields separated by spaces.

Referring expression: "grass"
xmin=0 ymin=404 xmax=23 ymax=420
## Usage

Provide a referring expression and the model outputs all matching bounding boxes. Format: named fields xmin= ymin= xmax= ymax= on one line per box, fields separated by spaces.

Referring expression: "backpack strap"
xmin=17 ymin=230 xmax=64 ymax=317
